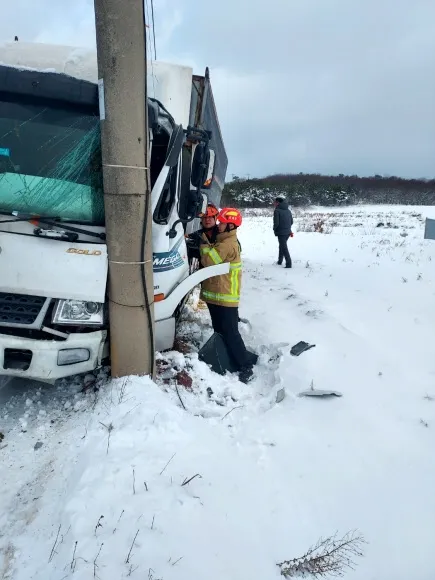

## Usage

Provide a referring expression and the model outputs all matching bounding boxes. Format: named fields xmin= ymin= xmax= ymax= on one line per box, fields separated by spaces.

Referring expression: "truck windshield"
xmin=0 ymin=98 xmax=104 ymax=225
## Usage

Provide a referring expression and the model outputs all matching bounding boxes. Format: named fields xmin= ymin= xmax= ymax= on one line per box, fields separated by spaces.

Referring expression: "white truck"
xmin=0 ymin=42 xmax=229 ymax=382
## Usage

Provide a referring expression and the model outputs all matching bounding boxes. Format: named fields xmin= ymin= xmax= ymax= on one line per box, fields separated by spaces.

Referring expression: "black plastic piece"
xmin=290 ymin=341 xmax=316 ymax=356
xmin=198 ymin=332 xmax=239 ymax=375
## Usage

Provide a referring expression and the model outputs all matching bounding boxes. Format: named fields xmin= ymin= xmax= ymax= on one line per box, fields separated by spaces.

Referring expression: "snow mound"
xmin=2 ymin=206 xmax=435 ymax=580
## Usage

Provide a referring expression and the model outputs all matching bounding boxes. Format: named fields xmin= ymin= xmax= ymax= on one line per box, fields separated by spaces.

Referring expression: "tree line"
xmin=221 ymin=173 xmax=435 ymax=207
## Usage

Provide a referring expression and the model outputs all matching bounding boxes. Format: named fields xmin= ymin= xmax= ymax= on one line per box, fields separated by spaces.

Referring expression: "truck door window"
xmin=153 ymin=164 xmax=178 ymax=224
xmin=150 ymin=129 xmax=170 ymax=190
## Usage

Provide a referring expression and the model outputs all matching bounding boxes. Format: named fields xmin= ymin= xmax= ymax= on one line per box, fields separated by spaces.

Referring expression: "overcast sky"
xmin=2 ymin=0 xmax=434 ymax=179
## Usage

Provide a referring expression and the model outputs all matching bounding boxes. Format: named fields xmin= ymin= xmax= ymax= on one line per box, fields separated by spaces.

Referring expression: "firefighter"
xmin=185 ymin=203 xmax=220 ymax=263
xmin=199 ymin=207 xmax=258 ymax=384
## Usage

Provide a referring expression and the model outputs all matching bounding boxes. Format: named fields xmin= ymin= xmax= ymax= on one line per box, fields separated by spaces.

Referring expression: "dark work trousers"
xmin=277 ymin=235 xmax=292 ymax=267
xmin=207 ymin=303 xmax=255 ymax=370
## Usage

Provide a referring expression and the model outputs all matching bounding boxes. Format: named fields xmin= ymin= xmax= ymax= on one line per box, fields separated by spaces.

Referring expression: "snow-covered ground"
xmin=1 ymin=205 xmax=435 ymax=580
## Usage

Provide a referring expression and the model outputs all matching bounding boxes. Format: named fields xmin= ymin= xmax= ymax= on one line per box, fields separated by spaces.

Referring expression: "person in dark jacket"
xmin=273 ymin=197 xmax=293 ymax=268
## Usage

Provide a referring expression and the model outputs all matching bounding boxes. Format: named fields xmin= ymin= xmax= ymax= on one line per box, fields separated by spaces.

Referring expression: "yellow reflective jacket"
xmin=199 ymin=228 xmax=242 ymax=308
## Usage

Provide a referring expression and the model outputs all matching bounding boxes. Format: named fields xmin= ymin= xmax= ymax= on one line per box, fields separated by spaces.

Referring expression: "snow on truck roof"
xmin=0 ymin=42 xmax=194 ymax=127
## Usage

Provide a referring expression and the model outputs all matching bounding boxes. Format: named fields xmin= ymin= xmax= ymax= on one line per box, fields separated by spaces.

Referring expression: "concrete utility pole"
xmin=94 ymin=0 xmax=155 ymax=378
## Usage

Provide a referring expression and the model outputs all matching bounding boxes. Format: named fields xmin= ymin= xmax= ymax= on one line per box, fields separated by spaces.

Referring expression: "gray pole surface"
xmin=94 ymin=0 xmax=155 ymax=378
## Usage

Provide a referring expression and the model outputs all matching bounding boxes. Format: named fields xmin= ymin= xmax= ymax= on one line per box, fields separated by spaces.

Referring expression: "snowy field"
xmin=1 ymin=205 xmax=435 ymax=580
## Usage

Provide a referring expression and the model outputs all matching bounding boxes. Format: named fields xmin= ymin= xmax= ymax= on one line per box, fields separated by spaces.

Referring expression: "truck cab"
xmin=0 ymin=42 xmax=228 ymax=382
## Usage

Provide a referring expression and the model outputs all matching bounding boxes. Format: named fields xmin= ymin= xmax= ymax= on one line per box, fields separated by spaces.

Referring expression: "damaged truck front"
xmin=0 ymin=43 xmax=228 ymax=382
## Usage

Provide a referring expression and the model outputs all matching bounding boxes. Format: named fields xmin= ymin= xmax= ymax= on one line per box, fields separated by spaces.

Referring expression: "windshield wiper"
xmin=33 ymin=227 xmax=79 ymax=242
xmin=36 ymin=219 xmax=106 ymax=241
xmin=0 ymin=212 xmax=106 ymax=241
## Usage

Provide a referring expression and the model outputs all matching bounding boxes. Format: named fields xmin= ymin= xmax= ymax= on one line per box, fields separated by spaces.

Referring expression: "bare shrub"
xmin=277 ymin=531 xmax=366 ymax=578
xmin=296 ymin=213 xmax=333 ymax=234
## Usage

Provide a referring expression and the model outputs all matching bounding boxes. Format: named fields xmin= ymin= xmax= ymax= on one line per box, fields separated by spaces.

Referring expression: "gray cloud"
xmin=2 ymin=0 xmax=434 ymax=178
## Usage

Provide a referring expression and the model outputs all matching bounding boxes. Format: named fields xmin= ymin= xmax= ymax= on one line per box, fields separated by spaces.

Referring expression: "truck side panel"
xmin=190 ymin=71 xmax=228 ymax=208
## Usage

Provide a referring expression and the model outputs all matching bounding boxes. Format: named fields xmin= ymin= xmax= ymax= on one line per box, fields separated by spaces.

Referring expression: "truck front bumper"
xmin=0 ymin=330 xmax=107 ymax=383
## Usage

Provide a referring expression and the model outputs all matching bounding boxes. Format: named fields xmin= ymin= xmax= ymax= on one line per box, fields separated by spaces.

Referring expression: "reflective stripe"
xmin=201 ymin=260 xmax=241 ymax=305
xmin=200 ymin=246 xmax=223 ymax=265
xmin=230 ymin=266 xmax=239 ymax=298
xmin=201 ymin=290 xmax=240 ymax=303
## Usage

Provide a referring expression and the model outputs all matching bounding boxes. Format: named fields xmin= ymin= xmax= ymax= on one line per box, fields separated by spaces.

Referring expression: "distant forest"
xmin=221 ymin=173 xmax=435 ymax=208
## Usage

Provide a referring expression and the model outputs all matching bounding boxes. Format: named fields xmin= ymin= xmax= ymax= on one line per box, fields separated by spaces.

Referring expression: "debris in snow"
xmin=176 ymin=370 xmax=193 ymax=391
xmin=290 ymin=341 xmax=316 ymax=356
xmin=81 ymin=373 xmax=98 ymax=393
xmin=173 ymin=337 xmax=193 ymax=354
xmin=275 ymin=388 xmax=286 ymax=404
xmin=298 ymin=389 xmax=343 ymax=398
xmin=298 ymin=380 xmax=342 ymax=398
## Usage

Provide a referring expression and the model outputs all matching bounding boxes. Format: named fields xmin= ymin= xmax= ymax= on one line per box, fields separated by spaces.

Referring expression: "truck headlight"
xmin=53 ymin=300 xmax=104 ymax=325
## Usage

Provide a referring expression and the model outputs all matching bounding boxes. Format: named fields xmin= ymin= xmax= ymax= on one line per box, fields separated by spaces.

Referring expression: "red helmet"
xmin=198 ymin=203 xmax=219 ymax=218
xmin=217 ymin=207 xmax=242 ymax=227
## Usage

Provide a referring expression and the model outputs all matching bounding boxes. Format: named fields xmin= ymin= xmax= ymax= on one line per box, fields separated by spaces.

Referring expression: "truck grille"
xmin=0 ymin=293 xmax=46 ymax=325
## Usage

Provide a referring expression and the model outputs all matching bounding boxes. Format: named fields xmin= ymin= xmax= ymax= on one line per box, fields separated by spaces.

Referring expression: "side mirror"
xmin=191 ymin=145 xmax=215 ymax=190
xmin=191 ymin=142 xmax=207 ymax=188
xmin=202 ymin=150 xmax=215 ymax=189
